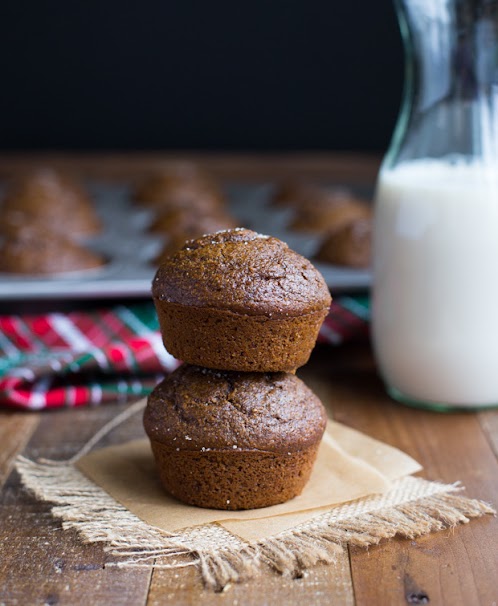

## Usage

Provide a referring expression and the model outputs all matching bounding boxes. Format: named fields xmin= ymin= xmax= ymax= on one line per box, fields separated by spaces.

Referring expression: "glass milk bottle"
xmin=372 ymin=0 xmax=498 ymax=410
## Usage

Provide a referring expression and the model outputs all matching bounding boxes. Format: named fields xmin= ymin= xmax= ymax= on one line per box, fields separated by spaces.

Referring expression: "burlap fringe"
xmin=15 ymin=456 xmax=495 ymax=592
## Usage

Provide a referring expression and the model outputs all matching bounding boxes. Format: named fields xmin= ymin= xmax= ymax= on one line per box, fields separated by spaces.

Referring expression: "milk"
xmin=372 ymin=159 xmax=498 ymax=407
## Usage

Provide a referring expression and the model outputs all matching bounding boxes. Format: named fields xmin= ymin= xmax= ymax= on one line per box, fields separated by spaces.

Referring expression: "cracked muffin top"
xmin=152 ymin=228 xmax=331 ymax=319
xmin=143 ymin=364 xmax=327 ymax=453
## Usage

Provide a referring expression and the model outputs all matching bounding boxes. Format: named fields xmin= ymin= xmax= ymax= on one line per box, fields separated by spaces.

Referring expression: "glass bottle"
xmin=372 ymin=0 xmax=498 ymax=410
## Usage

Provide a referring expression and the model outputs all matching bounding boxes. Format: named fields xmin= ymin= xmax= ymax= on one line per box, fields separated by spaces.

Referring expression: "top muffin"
xmin=152 ymin=228 xmax=331 ymax=372
xmin=153 ymin=228 xmax=330 ymax=319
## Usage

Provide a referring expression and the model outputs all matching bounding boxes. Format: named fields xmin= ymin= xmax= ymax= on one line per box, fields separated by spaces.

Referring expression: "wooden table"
xmin=0 ymin=154 xmax=497 ymax=606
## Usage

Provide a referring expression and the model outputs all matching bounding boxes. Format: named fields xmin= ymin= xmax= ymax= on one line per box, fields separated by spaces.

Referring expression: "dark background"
xmin=0 ymin=1 xmax=403 ymax=152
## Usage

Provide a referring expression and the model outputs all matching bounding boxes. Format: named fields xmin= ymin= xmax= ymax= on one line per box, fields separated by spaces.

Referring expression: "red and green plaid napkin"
xmin=0 ymin=297 xmax=369 ymax=410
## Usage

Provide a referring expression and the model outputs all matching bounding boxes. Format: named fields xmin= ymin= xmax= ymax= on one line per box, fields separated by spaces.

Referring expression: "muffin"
xmin=288 ymin=189 xmax=371 ymax=234
xmin=271 ymin=181 xmax=323 ymax=208
xmin=153 ymin=215 xmax=241 ymax=263
xmin=2 ymin=169 xmax=101 ymax=240
xmin=0 ymin=229 xmax=105 ymax=275
xmin=4 ymin=168 xmax=93 ymax=208
xmin=0 ymin=208 xmax=101 ymax=242
xmin=152 ymin=228 xmax=331 ymax=372
xmin=145 ymin=190 xmax=227 ymax=216
xmin=315 ymin=219 xmax=372 ymax=268
xmin=148 ymin=206 xmax=237 ymax=235
xmin=134 ymin=165 xmax=224 ymax=208
xmin=144 ymin=365 xmax=327 ymax=510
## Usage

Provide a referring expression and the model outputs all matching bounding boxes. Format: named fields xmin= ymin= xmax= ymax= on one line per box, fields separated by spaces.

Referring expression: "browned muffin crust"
xmin=154 ymin=304 xmax=327 ymax=372
xmin=0 ymin=208 xmax=101 ymax=241
xmin=144 ymin=365 xmax=327 ymax=452
xmin=271 ymin=181 xmax=324 ymax=207
xmin=153 ymin=228 xmax=330 ymax=319
xmin=152 ymin=228 xmax=331 ymax=371
xmin=1 ymin=169 xmax=101 ymax=240
xmin=153 ymin=215 xmax=241 ymax=264
xmin=150 ymin=445 xmax=319 ymax=511
xmin=288 ymin=190 xmax=371 ymax=234
xmin=315 ymin=218 xmax=372 ymax=268
xmin=134 ymin=165 xmax=223 ymax=207
xmin=144 ymin=365 xmax=327 ymax=509
xmin=3 ymin=168 xmax=93 ymax=209
xmin=0 ymin=230 xmax=105 ymax=275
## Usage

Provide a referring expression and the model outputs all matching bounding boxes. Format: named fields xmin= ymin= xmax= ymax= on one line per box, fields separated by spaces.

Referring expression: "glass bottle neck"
xmin=385 ymin=0 xmax=498 ymax=169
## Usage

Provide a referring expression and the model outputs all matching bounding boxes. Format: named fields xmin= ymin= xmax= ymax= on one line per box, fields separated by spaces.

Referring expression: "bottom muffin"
xmin=143 ymin=365 xmax=327 ymax=510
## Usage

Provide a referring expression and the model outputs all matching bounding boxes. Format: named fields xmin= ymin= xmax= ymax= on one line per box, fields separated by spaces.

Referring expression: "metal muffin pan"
xmin=0 ymin=182 xmax=372 ymax=300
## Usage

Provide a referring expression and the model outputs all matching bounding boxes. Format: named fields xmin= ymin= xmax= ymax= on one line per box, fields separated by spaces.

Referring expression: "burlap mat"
xmin=15 ymin=400 xmax=495 ymax=590
xmin=75 ymin=420 xmax=420 ymax=537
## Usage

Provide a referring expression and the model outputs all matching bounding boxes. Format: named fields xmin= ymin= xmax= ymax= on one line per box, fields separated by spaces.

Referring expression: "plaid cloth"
xmin=0 ymin=297 xmax=370 ymax=410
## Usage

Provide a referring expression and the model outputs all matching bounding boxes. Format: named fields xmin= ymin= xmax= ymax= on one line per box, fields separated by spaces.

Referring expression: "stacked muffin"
xmin=144 ymin=228 xmax=331 ymax=510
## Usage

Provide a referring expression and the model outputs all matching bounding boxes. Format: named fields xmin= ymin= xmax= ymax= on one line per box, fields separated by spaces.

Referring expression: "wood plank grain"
xmin=0 ymin=413 xmax=39 ymax=488
xmin=301 ymin=344 xmax=498 ymax=606
xmin=147 ymin=555 xmax=354 ymax=606
xmin=478 ymin=410 xmax=498 ymax=459
xmin=23 ymin=400 xmax=146 ymax=461
xmin=0 ymin=475 xmax=152 ymax=606
xmin=1 ymin=402 xmax=153 ymax=606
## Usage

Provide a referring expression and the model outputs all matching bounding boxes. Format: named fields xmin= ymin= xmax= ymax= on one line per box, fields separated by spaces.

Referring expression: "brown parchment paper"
xmin=77 ymin=420 xmax=421 ymax=541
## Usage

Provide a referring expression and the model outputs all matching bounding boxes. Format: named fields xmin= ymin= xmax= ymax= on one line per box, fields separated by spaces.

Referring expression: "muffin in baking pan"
xmin=315 ymin=218 xmax=372 ymax=268
xmin=0 ymin=229 xmax=105 ymax=275
xmin=2 ymin=168 xmax=102 ymax=241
